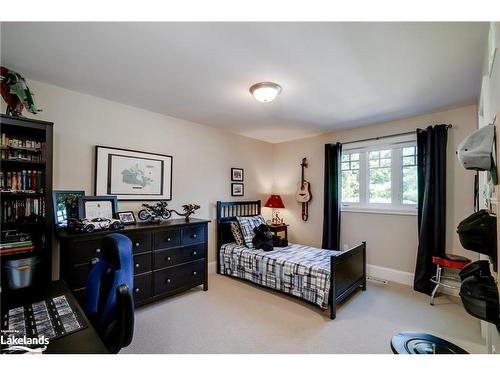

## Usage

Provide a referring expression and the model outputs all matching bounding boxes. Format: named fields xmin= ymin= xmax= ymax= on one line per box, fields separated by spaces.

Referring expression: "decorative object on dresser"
xmin=1 ymin=66 xmax=42 ymax=117
xmin=264 ymin=194 xmax=285 ymax=224
xmin=116 ymin=211 xmax=136 ymax=225
xmin=0 ymin=114 xmax=53 ymax=293
xmin=95 ymin=146 xmax=173 ymax=201
xmin=231 ymin=167 xmax=244 ymax=182
xmin=52 ymin=190 xmax=85 ymax=229
xmin=170 ymin=204 xmax=200 ymax=222
xmin=68 ymin=217 xmax=124 ymax=233
xmin=78 ymin=195 xmax=118 ymax=220
xmin=58 ymin=218 xmax=210 ymax=307
xmin=295 ymin=157 xmax=312 ymax=221
xmin=137 ymin=201 xmax=171 ymax=223
xmin=231 ymin=182 xmax=244 ymax=196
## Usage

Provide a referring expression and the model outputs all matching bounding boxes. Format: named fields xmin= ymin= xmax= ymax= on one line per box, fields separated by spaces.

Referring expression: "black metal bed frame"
xmin=216 ymin=200 xmax=366 ymax=320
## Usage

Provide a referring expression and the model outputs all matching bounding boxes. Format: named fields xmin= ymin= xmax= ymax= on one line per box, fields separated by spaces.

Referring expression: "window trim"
xmin=341 ymin=138 xmax=418 ymax=214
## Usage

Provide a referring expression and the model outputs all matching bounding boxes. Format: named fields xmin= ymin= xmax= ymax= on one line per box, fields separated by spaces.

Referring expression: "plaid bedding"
xmin=219 ymin=242 xmax=341 ymax=309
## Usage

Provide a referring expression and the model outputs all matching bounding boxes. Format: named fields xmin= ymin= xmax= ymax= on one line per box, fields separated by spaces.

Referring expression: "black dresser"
xmin=58 ymin=218 xmax=209 ymax=307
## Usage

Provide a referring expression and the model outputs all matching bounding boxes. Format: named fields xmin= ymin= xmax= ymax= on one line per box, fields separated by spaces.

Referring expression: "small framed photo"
xmin=231 ymin=183 xmax=244 ymax=196
xmin=52 ymin=190 xmax=85 ymax=229
xmin=231 ymin=168 xmax=244 ymax=182
xmin=78 ymin=195 xmax=118 ymax=219
xmin=116 ymin=211 xmax=136 ymax=225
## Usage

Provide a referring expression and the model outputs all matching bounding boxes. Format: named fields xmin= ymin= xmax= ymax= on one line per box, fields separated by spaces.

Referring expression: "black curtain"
xmin=322 ymin=143 xmax=342 ymax=250
xmin=414 ymin=125 xmax=448 ymax=294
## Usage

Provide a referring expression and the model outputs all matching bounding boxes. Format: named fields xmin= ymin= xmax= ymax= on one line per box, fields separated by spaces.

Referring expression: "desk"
xmin=1 ymin=280 xmax=108 ymax=354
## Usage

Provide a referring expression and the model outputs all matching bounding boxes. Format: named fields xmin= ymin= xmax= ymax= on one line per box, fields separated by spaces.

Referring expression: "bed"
xmin=216 ymin=200 xmax=366 ymax=319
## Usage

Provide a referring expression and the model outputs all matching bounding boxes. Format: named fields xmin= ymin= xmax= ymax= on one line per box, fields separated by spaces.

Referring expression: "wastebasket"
xmin=2 ymin=256 xmax=41 ymax=289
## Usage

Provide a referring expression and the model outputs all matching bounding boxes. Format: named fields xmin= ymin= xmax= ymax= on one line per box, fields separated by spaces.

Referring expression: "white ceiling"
xmin=1 ymin=22 xmax=488 ymax=143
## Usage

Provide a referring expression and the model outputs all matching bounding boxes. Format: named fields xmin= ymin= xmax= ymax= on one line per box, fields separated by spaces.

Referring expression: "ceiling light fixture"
xmin=249 ymin=82 xmax=282 ymax=103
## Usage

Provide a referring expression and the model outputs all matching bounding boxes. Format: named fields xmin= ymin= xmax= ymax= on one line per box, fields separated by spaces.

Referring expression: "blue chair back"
xmin=85 ymin=233 xmax=134 ymax=352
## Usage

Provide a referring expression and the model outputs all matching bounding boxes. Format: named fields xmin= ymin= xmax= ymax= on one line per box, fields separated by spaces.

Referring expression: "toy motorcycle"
xmin=138 ymin=201 xmax=172 ymax=223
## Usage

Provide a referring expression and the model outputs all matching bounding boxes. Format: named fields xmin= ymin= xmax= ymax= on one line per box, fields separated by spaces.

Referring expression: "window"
xmin=341 ymin=152 xmax=360 ymax=203
xmin=341 ymin=138 xmax=417 ymax=213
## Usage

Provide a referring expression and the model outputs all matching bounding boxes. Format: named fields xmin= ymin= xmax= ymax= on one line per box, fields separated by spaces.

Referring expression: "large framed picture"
xmin=95 ymin=146 xmax=173 ymax=201
xmin=52 ymin=190 xmax=85 ymax=229
xmin=78 ymin=195 xmax=118 ymax=219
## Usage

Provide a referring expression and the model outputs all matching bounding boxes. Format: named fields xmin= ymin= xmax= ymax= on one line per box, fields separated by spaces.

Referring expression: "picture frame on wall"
xmin=231 ymin=183 xmax=244 ymax=196
xmin=231 ymin=168 xmax=244 ymax=181
xmin=78 ymin=195 xmax=118 ymax=219
xmin=116 ymin=211 xmax=136 ymax=225
xmin=52 ymin=190 xmax=85 ymax=229
xmin=95 ymin=146 xmax=173 ymax=201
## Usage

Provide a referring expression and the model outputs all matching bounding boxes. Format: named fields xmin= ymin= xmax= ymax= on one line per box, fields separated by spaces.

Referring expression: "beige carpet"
xmin=122 ymin=273 xmax=486 ymax=354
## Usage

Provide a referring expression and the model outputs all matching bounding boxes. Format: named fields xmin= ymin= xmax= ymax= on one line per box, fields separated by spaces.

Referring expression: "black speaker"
xmin=459 ymin=275 xmax=499 ymax=326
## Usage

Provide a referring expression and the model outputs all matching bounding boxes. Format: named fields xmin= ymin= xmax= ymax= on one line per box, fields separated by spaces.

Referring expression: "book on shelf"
xmin=0 ymin=240 xmax=34 ymax=249
xmin=0 ymin=132 xmax=44 ymax=162
xmin=0 ymin=245 xmax=35 ymax=255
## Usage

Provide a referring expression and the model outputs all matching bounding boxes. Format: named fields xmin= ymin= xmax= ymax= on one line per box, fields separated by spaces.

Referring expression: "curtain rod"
xmin=340 ymin=124 xmax=452 ymax=146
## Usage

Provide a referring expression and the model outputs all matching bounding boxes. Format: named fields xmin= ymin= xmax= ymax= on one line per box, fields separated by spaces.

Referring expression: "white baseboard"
xmin=209 ymin=261 xmax=216 ymax=274
xmin=367 ymin=264 xmax=414 ymax=286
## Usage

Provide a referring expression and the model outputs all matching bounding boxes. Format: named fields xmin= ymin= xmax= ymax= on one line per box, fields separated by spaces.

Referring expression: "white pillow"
xmin=236 ymin=215 xmax=266 ymax=249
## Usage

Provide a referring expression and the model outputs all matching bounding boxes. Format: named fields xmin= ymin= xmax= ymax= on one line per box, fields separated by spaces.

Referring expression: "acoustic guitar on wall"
xmin=296 ymin=158 xmax=312 ymax=203
xmin=296 ymin=158 xmax=311 ymax=221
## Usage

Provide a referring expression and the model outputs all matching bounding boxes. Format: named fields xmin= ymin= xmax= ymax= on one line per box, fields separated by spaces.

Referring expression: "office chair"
xmin=85 ymin=233 xmax=134 ymax=353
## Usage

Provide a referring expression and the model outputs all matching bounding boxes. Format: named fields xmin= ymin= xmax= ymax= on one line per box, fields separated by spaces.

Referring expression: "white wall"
xmin=273 ymin=104 xmax=479 ymax=274
xmin=9 ymin=80 xmax=275 ymax=276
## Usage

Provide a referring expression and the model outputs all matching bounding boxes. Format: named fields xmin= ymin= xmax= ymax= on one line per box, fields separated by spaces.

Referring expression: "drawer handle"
xmin=192 ymin=234 xmax=197 ymax=238
xmin=95 ymin=248 xmax=101 ymax=254
xmin=135 ymin=263 xmax=140 ymax=268
xmin=193 ymin=271 xmax=197 ymax=276
xmin=193 ymin=251 xmax=197 ymax=255
xmin=167 ymin=256 xmax=171 ymax=261
xmin=135 ymin=288 xmax=140 ymax=293
xmin=135 ymin=242 xmax=140 ymax=247
xmin=167 ymin=237 xmax=171 ymax=242
xmin=167 ymin=279 xmax=171 ymax=283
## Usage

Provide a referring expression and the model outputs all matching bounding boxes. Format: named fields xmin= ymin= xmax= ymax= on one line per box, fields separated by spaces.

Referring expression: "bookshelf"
xmin=0 ymin=114 xmax=54 ymax=291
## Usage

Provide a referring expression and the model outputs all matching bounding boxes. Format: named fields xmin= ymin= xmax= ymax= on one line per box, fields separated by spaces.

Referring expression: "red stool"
xmin=430 ymin=254 xmax=471 ymax=305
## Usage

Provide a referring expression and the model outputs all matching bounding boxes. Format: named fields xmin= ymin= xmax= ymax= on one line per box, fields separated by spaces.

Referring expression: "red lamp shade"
xmin=264 ymin=195 xmax=285 ymax=209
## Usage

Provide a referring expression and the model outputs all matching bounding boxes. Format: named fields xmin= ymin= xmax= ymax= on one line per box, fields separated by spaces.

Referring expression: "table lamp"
xmin=264 ymin=194 xmax=285 ymax=224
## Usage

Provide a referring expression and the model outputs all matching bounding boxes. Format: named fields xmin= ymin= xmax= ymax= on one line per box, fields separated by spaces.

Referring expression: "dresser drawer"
xmin=153 ymin=260 xmax=204 ymax=295
xmin=153 ymin=243 xmax=205 ymax=269
xmin=133 ymin=253 xmax=152 ymax=275
xmin=127 ymin=232 xmax=151 ymax=254
xmin=181 ymin=225 xmax=205 ymax=245
xmin=66 ymin=264 xmax=91 ymax=289
xmin=133 ymin=272 xmax=152 ymax=304
xmin=68 ymin=238 xmax=104 ymax=265
xmin=154 ymin=229 xmax=181 ymax=249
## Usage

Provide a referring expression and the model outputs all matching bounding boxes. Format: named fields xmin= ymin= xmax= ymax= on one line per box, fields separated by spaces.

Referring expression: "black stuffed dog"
xmin=252 ymin=224 xmax=274 ymax=251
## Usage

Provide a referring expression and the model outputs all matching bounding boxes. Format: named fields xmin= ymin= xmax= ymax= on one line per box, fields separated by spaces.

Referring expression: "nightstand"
xmin=269 ymin=223 xmax=289 ymax=241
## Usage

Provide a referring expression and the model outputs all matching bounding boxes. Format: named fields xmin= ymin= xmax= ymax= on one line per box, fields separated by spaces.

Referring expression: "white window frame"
xmin=341 ymin=135 xmax=418 ymax=215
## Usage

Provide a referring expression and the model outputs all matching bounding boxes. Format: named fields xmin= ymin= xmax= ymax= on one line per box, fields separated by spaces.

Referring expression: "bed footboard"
xmin=329 ymin=241 xmax=366 ymax=320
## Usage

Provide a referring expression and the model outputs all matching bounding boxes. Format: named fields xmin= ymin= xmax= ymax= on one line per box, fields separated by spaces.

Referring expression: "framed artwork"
xmin=231 ymin=183 xmax=244 ymax=196
xmin=78 ymin=195 xmax=118 ymax=219
xmin=95 ymin=146 xmax=173 ymax=201
xmin=116 ymin=211 xmax=136 ymax=225
xmin=52 ymin=190 xmax=85 ymax=229
xmin=231 ymin=168 xmax=244 ymax=181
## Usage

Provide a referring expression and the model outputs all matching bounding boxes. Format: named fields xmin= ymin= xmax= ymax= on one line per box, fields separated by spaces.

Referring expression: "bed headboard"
xmin=216 ymin=200 xmax=261 ymax=273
